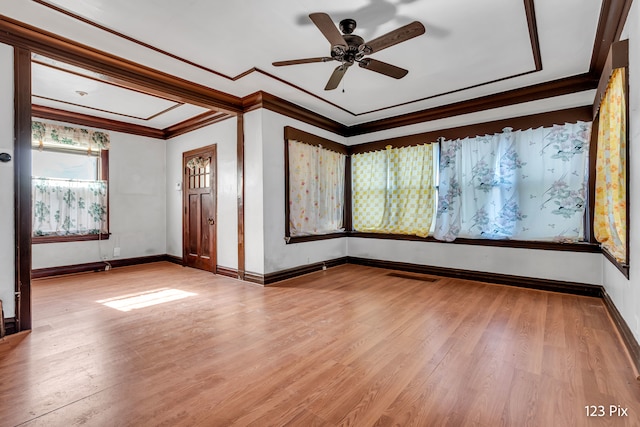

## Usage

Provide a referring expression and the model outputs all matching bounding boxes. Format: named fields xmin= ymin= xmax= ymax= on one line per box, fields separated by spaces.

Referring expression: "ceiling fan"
xmin=273 ymin=13 xmax=426 ymax=90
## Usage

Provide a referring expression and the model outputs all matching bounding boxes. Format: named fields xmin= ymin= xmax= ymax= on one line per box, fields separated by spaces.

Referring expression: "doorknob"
xmin=207 ymin=218 xmax=214 ymax=225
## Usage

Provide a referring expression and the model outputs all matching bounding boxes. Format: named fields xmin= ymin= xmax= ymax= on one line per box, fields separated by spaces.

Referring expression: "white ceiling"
xmin=0 ymin=0 xmax=603 ymax=129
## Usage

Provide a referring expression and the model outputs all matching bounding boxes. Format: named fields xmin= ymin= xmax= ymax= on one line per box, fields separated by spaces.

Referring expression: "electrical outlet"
xmin=113 ymin=247 xmax=121 ymax=257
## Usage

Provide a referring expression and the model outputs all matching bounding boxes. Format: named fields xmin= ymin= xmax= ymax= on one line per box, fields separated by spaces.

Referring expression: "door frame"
xmin=182 ymin=144 xmax=217 ymax=273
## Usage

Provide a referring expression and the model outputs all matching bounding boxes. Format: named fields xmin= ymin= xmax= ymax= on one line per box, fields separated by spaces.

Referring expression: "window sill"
xmin=32 ymin=233 xmax=110 ymax=244
xmin=601 ymin=247 xmax=629 ymax=278
xmin=285 ymin=232 xmax=347 ymax=244
xmin=347 ymin=231 xmax=602 ymax=253
xmin=283 ymin=230 xmax=601 ymax=253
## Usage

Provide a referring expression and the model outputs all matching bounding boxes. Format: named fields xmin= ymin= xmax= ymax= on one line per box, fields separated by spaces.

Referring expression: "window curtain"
xmin=353 ymin=144 xmax=435 ymax=237
xmin=32 ymin=177 xmax=108 ymax=236
xmin=434 ymin=122 xmax=591 ymax=242
xmin=288 ymin=140 xmax=346 ymax=236
xmin=594 ymin=68 xmax=626 ymax=262
xmin=32 ymin=121 xmax=110 ymax=153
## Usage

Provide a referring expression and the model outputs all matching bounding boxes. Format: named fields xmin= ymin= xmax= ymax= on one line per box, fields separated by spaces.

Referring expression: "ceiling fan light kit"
xmin=273 ymin=12 xmax=425 ymax=90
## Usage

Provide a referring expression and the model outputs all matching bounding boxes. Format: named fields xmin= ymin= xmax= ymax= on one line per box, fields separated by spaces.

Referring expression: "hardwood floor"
xmin=1 ymin=262 xmax=639 ymax=426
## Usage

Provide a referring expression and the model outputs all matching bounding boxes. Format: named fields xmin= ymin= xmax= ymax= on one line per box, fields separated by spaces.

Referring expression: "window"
xmin=594 ymin=67 xmax=628 ymax=267
xmin=352 ymin=143 xmax=437 ymax=237
xmin=31 ymin=121 xmax=110 ymax=242
xmin=434 ymin=123 xmax=591 ymax=243
xmin=285 ymin=127 xmax=347 ymax=239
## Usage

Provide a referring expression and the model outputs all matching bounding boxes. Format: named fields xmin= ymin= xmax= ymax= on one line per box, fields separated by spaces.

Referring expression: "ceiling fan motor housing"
xmin=332 ymin=33 xmax=366 ymax=64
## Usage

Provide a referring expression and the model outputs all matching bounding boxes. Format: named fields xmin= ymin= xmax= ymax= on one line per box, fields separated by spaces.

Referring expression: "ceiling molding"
xmin=589 ymin=0 xmax=633 ymax=76
xmin=523 ymin=0 xmax=543 ymax=71
xmin=32 ymin=104 xmax=166 ymax=139
xmin=242 ymin=91 xmax=348 ymax=136
xmin=0 ymin=15 xmax=243 ymax=115
xmin=32 ymin=58 xmax=184 ymax=103
xmin=347 ymin=73 xmax=598 ymax=136
xmin=31 ymin=0 xmax=237 ymax=81
xmin=32 ymin=94 xmax=181 ymax=122
xmin=165 ymin=111 xmax=233 ymax=139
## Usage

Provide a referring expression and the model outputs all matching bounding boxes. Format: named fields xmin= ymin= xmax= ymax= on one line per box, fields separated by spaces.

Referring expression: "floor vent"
xmin=386 ymin=272 xmax=440 ymax=282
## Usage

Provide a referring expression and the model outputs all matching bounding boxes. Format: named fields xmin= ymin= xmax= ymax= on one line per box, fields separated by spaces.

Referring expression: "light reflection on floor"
xmin=96 ymin=288 xmax=197 ymax=312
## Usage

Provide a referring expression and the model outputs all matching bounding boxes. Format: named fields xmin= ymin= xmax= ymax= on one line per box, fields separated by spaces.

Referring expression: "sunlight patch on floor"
xmin=97 ymin=288 xmax=197 ymax=312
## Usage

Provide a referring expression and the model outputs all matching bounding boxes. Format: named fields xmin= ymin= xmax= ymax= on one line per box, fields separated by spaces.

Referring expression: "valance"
xmin=32 ymin=121 xmax=110 ymax=153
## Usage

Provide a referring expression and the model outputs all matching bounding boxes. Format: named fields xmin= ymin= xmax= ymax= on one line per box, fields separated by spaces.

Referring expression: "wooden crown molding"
xmin=165 ymin=111 xmax=232 ymax=139
xmin=590 ymin=0 xmax=633 ymax=76
xmin=243 ymin=91 xmax=348 ymax=136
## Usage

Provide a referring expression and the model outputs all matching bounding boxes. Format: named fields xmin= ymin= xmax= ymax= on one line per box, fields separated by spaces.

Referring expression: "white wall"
xmin=244 ymin=110 xmax=265 ymax=274
xmin=605 ymin=4 xmax=640 ymax=342
xmin=32 ymin=129 xmax=167 ymax=269
xmin=0 ymin=43 xmax=14 ymax=317
xmin=165 ymin=117 xmax=238 ymax=269
xmin=259 ymin=109 xmax=348 ymax=274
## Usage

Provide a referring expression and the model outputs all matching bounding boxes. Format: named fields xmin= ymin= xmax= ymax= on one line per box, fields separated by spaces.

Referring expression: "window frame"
xmin=31 ymin=148 xmax=109 ymax=244
xmin=284 ymin=126 xmax=349 ymax=244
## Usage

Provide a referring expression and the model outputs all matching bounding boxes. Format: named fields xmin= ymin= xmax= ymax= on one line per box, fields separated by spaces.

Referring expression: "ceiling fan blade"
xmin=273 ymin=57 xmax=333 ymax=66
xmin=325 ymin=64 xmax=350 ymax=90
xmin=359 ymin=58 xmax=408 ymax=79
xmin=362 ymin=21 xmax=425 ymax=54
xmin=309 ymin=13 xmax=347 ymax=49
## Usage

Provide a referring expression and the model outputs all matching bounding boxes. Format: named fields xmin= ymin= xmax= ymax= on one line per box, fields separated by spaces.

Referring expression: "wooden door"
xmin=183 ymin=145 xmax=216 ymax=272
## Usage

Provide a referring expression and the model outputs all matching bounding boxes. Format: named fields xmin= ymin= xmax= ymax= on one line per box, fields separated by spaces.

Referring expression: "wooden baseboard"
xmin=165 ymin=255 xmax=183 ymax=265
xmin=216 ymin=266 xmax=238 ymax=278
xmin=263 ymin=257 xmax=349 ymax=285
xmin=602 ymin=291 xmax=640 ymax=380
xmin=243 ymin=271 xmax=265 ymax=285
xmin=2 ymin=317 xmax=17 ymax=336
xmin=346 ymin=257 xmax=602 ymax=297
xmin=31 ymin=255 xmax=170 ymax=279
xmin=27 ymin=253 xmax=603 ymax=296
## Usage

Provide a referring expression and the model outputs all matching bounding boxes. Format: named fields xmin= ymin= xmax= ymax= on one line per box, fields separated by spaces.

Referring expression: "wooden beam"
xmin=14 ymin=47 xmax=32 ymax=331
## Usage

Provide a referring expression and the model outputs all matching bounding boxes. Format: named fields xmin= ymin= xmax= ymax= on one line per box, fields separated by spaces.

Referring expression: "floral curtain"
xmin=434 ymin=122 xmax=591 ymax=242
xmin=353 ymin=144 xmax=435 ymax=237
xmin=594 ymin=68 xmax=626 ymax=262
xmin=288 ymin=140 xmax=346 ymax=236
xmin=32 ymin=177 xmax=108 ymax=236
xmin=32 ymin=121 xmax=110 ymax=153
